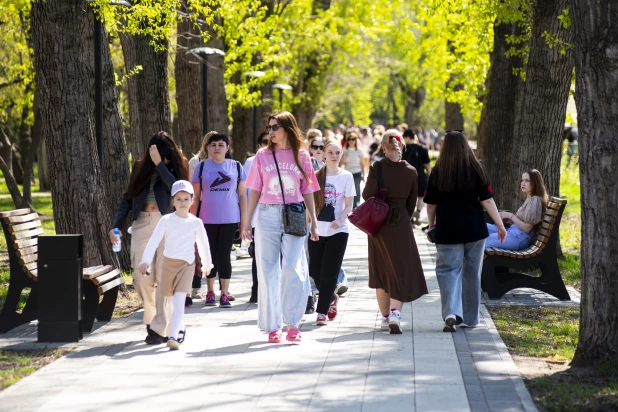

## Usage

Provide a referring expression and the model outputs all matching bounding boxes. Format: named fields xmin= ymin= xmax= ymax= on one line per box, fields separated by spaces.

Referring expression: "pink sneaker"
xmin=316 ymin=314 xmax=328 ymax=326
xmin=327 ymin=295 xmax=339 ymax=320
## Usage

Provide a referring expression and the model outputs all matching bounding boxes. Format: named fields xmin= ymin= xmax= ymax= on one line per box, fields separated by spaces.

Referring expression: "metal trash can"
xmin=38 ymin=234 xmax=83 ymax=342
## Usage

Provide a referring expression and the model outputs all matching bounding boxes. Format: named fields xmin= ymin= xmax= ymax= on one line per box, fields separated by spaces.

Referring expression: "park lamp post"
xmin=187 ymin=47 xmax=226 ymax=135
xmin=272 ymin=83 xmax=292 ymax=111
xmin=92 ymin=0 xmax=132 ymax=168
xmin=244 ymin=71 xmax=266 ymax=153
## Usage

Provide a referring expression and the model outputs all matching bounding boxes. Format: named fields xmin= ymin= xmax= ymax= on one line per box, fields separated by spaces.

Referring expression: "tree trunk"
xmin=31 ymin=0 xmax=129 ymax=268
xmin=445 ymin=77 xmax=464 ymax=131
xmin=513 ymin=0 xmax=574 ymax=205
xmin=19 ymin=82 xmax=33 ymax=187
xmin=175 ymin=4 xmax=203 ymax=156
xmin=204 ymin=28 xmax=229 ymax=139
xmin=292 ymin=105 xmax=316 ymax=132
xmin=37 ymin=133 xmax=50 ymax=191
xmin=570 ymin=0 xmax=618 ymax=367
xmin=0 ymin=154 xmax=30 ymax=209
xmin=22 ymin=91 xmax=42 ymax=204
xmin=482 ymin=21 xmax=524 ymax=210
xmin=120 ymin=33 xmax=171 ymax=161
xmin=231 ymin=101 xmax=254 ymax=161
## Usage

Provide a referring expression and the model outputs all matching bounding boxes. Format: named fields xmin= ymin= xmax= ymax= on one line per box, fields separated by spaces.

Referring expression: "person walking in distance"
xmin=424 ymin=130 xmax=506 ymax=332
xmin=309 ymin=140 xmax=355 ymax=326
xmin=241 ymin=111 xmax=320 ymax=344
xmin=140 ymin=181 xmax=212 ymax=350
xmin=341 ymin=131 xmax=368 ymax=208
xmin=111 ymin=131 xmax=189 ymax=344
xmin=402 ymin=129 xmax=432 ymax=225
xmin=190 ymin=133 xmax=247 ymax=308
xmin=362 ymin=129 xmax=428 ymax=334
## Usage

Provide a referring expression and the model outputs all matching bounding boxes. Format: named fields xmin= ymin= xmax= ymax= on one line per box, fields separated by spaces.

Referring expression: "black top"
xmin=423 ymin=168 xmax=493 ymax=244
xmin=112 ymin=162 xmax=179 ymax=229
xmin=402 ymin=143 xmax=430 ymax=181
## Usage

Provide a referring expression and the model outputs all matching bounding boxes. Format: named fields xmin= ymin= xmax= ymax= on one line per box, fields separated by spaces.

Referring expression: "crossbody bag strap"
xmin=272 ymin=150 xmax=287 ymax=205
xmin=236 ymin=161 xmax=241 ymax=184
xmin=196 ymin=160 xmax=205 ymax=216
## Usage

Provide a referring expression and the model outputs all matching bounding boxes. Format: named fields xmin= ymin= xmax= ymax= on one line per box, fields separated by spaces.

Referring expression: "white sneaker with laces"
xmin=389 ymin=313 xmax=402 ymax=334
xmin=444 ymin=314 xmax=457 ymax=332
xmin=380 ymin=317 xmax=390 ymax=331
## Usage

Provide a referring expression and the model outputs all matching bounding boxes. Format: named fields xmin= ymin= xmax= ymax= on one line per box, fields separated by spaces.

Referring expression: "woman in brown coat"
xmin=362 ymin=129 xmax=428 ymax=334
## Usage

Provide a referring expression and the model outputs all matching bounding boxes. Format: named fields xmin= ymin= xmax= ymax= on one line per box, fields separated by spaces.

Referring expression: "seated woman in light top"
xmin=486 ymin=169 xmax=548 ymax=251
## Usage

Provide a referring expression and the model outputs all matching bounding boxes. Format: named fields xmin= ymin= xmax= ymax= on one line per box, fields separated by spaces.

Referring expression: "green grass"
xmin=0 ymin=349 xmax=72 ymax=390
xmin=489 ymin=306 xmax=618 ymax=411
xmin=0 ymin=163 xmax=44 ymax=195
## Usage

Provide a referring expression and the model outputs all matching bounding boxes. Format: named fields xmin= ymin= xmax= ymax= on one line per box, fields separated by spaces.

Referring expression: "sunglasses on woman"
xmin=265 ymin=124 xmax=281 ymax=132
xmin=310 ymin=144 xmax=324 ymax=150
xmin=260 ymin=139 xmax=269 ymax=146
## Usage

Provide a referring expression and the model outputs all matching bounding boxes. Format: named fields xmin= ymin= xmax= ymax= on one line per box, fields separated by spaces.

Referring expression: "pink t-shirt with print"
xmin=245 ymin=147 xmax=320 ymax=204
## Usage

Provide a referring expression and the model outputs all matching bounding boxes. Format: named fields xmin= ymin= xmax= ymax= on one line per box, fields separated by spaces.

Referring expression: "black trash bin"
xmin=38 ymin=235 xmax=83 ymax=342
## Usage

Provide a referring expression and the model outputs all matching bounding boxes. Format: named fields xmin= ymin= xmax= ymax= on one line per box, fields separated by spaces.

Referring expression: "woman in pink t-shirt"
xmin=242 ymin=111 xmax=320 ymax=344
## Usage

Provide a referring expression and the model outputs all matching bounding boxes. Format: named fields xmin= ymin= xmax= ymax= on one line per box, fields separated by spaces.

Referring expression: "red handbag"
xmin=348 ymin=161 xmax=389 ymax=237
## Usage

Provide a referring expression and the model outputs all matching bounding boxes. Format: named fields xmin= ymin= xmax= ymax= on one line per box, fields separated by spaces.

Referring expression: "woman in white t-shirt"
xmin=309 ymin=140 xmax=356 ymax=326
xmin=340 ymin=131 xmax=368 ymax=208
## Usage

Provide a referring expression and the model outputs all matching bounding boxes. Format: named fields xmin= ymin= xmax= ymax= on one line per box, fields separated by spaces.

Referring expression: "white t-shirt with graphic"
xmin=317 ymin=170 xmax=356 ymax=237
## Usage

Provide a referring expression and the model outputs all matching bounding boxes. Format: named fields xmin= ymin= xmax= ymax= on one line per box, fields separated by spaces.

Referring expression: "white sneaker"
xmin=443 ymin=314 xmax=457 ymax=332
xmin=191 ymin=288 xmax=201 ymax=299
xmin=167 ymin=337 xmax=180 ymax=350
xmin=389 ymin=313 xmax=402 ymax=334
xmin=380 ymin=317 xmax=389 ymax=331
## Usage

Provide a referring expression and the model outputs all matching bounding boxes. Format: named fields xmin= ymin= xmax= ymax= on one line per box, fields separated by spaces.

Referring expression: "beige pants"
xmin=160 ymin=257 xmax=195 ymax=297
xmin=131 ymin=212 xmax=171 ymax=336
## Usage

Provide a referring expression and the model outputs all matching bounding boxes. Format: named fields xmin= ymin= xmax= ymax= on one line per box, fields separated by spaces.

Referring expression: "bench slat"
xmin=97 ymin=276 xmax=125 ymax=295
xmin=485 ymin=247 xmax=497 ymax=255
xmin=4 ymin=212 xmax=39 ymax=224
xmin=9 ymin=220 xmax=42 ymax=233
xmin=27 ymin=269 xmax=37 ymax=280
xmin=549 ymin=197 xmax=567 ymax=205
xmin=22 ymin=262 xmax=37 ymax=273
xmin=541 ymin=221 xmax=554 ymax=230
xmin=0 ymin=209 xmax=31 ymax=218
xmin=83 ymin=265 xmax=114 ymax=280
xmin=547 ymin=202 xmax=560 ymax=210
xmin=545 ymin=208 xmax=559 ymax=217
xmin=538 ymin=228 xmax=551 ymax=237
xmin=12 ymin=227 xmax=44 ymax=241
xmin=16 ymin=245 xmax=38 ymax=258
xmin=92 ymin=269 xmax=121 ymax=286
xmin=19 ymin=253 xmax=37 ymax=265
xmin=14 ymin=237 xmax=38 ymax=250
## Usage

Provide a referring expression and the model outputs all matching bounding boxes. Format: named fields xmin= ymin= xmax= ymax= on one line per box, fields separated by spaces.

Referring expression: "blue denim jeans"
xmin=435 ymin=239 xmax=485 ymax=326
xmin=255 ymin=204 xmax=309 ymax=332
xmin=485 ymin=223 xmax=533 ymax=250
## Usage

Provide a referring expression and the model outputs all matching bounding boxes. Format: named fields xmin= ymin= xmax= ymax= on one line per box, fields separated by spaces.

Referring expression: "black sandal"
xmin=177 ymin=329 xmax=186 ymax=344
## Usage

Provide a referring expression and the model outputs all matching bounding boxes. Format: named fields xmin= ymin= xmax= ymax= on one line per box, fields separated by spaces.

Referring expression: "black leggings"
xmin=205 ymin=223 xmax=237 ymax=280
xmin=308 ymin=232 xmax=349 ymax=314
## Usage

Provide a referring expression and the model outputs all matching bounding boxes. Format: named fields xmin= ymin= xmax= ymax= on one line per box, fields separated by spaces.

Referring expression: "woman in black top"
xmin=424 ymin=131 xmax=505 ymax=332
xmin=111 ymin=131 xmax=189 ymax=344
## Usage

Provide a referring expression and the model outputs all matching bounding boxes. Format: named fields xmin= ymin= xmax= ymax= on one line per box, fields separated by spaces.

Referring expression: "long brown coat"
xmin=362 ymin=158 xmax=428 ymax=302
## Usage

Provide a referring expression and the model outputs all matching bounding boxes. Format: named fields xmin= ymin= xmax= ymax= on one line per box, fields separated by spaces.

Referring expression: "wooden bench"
xmin=482 ymin=196 xmax=570 ymax=301
xmin=0 ymin=208 xmax=125 ymax=333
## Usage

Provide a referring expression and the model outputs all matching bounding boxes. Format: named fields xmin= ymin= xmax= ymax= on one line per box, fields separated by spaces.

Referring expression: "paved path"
xmin=0 ymin=228 xmax=537 ymax=412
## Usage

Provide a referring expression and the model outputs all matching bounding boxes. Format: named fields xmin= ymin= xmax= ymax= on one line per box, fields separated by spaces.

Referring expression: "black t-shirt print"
xmin=318 ymin=182 xmax=337 ymax=223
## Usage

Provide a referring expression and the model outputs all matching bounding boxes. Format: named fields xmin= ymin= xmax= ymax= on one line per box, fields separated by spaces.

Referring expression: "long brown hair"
xmin=313 ymin=140 xmax=340 ymax=215
xmin=526 ymin=169 xmax=549 ymax=213
xmin=432 ymin=131 xmax=488 ymax=192
xmin=267 ymin=111 xmax=309 ymax=181
xmin=128 ymin=131 xmax=189 ymax=199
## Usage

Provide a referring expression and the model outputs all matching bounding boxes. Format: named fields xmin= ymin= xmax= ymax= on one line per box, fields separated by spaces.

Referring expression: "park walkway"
xmin=0 ymin=227 xmax=538 ymax=412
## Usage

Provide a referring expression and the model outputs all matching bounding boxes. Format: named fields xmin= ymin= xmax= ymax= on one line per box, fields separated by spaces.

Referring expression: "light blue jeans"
xmin=435 ymin=239 xmax=485 ymax=326
xmin=485 ymin=223 xmax=533 ymax=250
xmin=255 ymin=204 xmax=309 ymax=332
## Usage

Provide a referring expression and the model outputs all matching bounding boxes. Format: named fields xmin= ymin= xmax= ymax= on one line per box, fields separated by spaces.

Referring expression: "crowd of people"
xmin=111 ymin=113 xmax=551 ymax=349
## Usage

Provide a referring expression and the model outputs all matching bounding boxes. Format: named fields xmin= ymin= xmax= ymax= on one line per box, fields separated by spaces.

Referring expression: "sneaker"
xmin=336 ymin=283 xmax=348 ymax=295
xmin=249 ymin=296 xmax=258 ymax=304
xmin=167 ymin=337 xmax=180 ymax=350
xmin=316 ymin=314 xmax=328 ymax=326
xmin=389 ymin=312 xmax=402 ymax=334
xmin=191 ymin=288 xmax=201 ymax=299
xmin=305 ymin=293 xmax=315 ymax=314
xmin=185 ymin=296 xmax=193 ymax=307
xmin=227 ymin=294 xmax=235 ymax=302
xmin=380 ymin=317 xmax=390 ymax=331
xmin=145 ymin=330 xmax=166 ymax=345
xmin=443 ymin=314 xmax=457 ymax=333
xmin=327 ymin=295 xmax=339 ymax=320
xmin=219 ymin=294 xmax=232 ymax=308
xmin=204 ymin=291 xmax=216 ymax=306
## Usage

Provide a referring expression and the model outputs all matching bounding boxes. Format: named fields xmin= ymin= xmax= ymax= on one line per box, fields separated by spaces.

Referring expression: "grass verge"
xmin=0 ymin=348 xmax=73 ymax=391
xmin=489 ymin=306 xmax=618 ymax=411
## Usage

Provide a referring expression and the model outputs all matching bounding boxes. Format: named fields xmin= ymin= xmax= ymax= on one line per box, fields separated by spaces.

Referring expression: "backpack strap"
xmin=236 ymin=161 xmax=241 ymax=184
xmin=196 ymin=160 xmax=205 ymax=217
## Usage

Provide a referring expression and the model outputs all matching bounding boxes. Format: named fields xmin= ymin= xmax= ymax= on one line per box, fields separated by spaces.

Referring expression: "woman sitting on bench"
xmin=486 ymin=169 xmax=548 ymax=250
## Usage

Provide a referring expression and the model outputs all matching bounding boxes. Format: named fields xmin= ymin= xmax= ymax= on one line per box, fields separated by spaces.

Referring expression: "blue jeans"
xmin=435 ymin=239 xmax=485 ymax=326
xmin=485 ymin=223 xmax=533 ymax=250
xmin=255 ymin=204 xmax=309 ymax=332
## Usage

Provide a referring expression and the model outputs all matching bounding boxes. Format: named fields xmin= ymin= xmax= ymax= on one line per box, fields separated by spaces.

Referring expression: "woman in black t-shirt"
xmin=424 ymin=131 xmax=506 ymax=333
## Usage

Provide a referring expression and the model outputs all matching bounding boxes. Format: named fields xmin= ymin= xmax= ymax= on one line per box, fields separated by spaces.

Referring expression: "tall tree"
xmin=31 ymin=0 xmax=130 ymax=267
xmin=512 ymin=0 xmax=573 ymax=208
xmin=570 ymin=0 xmax=618 ymax=366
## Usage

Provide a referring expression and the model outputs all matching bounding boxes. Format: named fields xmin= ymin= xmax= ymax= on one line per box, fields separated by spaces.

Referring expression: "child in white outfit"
xmin=140 ymin=180 xmax=212 ymax=350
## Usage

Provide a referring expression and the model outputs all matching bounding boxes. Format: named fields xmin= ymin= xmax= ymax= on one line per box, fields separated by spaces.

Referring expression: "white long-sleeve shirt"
xmin=140 ymin=213 xmax=213 ymax=271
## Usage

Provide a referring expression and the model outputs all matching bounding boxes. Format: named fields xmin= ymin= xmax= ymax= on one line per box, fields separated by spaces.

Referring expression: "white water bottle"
xmin=112 ymin=228 xmax=122 ymax=253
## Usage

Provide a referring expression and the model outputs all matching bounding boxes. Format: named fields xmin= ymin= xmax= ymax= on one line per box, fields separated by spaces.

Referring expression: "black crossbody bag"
xmin=272 ymin=150 xmax=307 ymax=237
